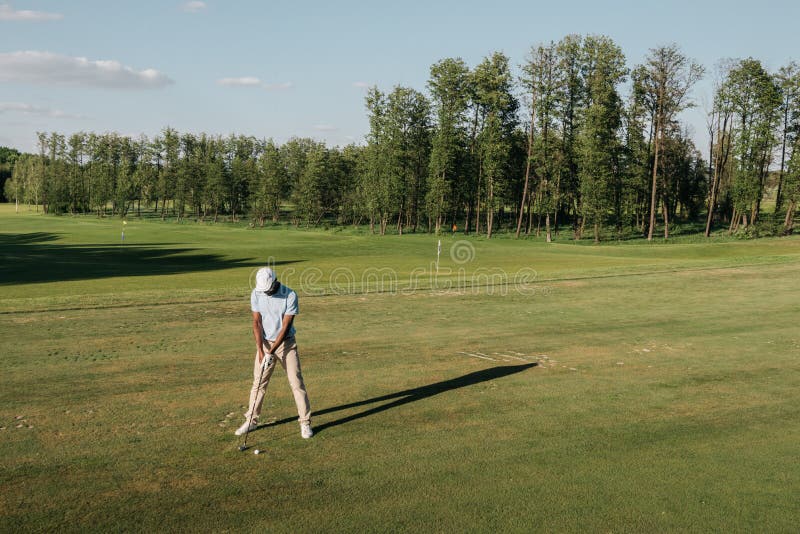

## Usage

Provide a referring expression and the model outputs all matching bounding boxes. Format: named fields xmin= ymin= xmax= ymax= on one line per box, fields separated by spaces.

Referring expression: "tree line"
xmin=4 ymin=34 xmax=800 ymax=239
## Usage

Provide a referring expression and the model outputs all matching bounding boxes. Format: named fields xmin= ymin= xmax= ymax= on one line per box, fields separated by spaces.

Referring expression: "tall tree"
xmin=775 ymin=62 xmax=800 ymax=213
xmin=427 ymin=57 xmax=470 ymax=233
xmin=159 ymin=128 xmax=180 ymax=219
xmin=363 ymin=86 xmax=431 ymax=234
xmin=520 ymin=42 xmax=561 ymax=240
xmin=554 ymin=34 xmax=585 ymax=236
xmin=472 ymin=52 xmax=518 ymax=238
xmin=705 ymin=62 xmax=736 ymax=236
xmin=782 ymin=133 xmax=800 ymax=233
xmin=0 ymin=146 xmax=21 ymax=204
xmin=292 ymin=142 xmax=328 ymax=226
xmin=362 ymin=87 xmax=392 ymax=234
xmin=577 ymin=35 xmax=627 ymax=242
xmin=724 ymin=59 xmax=781 ymax=231
xmin=624 ymin=66 xmax=654 ymax=235
xmin=639 ymin=44 xmax=704 ymax=240
xmin=384 ymin=86 xmax=431 ymax=234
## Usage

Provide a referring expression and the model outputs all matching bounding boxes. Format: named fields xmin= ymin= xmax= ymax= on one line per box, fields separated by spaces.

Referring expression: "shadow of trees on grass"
xmin=0 ymin=232 xmax=295 ymax=284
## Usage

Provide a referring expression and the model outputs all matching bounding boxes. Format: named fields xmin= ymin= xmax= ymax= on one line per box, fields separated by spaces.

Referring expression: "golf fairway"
xmin=1 ymin=205 xmax=799 ymax=532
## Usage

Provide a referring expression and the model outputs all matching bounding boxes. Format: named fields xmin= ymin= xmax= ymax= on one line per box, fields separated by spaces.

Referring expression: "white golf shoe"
xmin=300 ymin=422 xmax=313 ymax=439
xmin=234 ymin=420 xmax=257 ymax=436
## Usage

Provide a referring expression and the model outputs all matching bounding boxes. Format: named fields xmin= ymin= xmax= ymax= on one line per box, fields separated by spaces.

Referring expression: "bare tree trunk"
xmin=662 ymin=200 xmax=669 ymax=239
xmin=705 ymin=167 xmax=720 ymax=238
xmin=486 ymin=178 xmax=494 ymax=239
xmin=553 ymin=177 xmax=561 ymax=236
xmin=545 ymin=213 xmax=552 ymax=242
xmin=516 ymin=158 xmax=533 ymax=238
xmin=526 ymin=192 xmax=534 ymax=236
xmin=776 ymin=101 xmax=790 ymax=213
xmin=475 ymin=164 xmax=482 ymax=235
xmin=516 ymin=93 xmax=536 ymax=238
xmin=705 ymin=111 xmax=720 ymax=237
xmin=707 ymin=115 xmax=733 ymax=236
xmin=753 ymin=149 xmax=770 ymax=226
xmin=647 ymin=108 xmax=661 ymax=241
xmin=784 ymin=200 xmax=796 ymax=234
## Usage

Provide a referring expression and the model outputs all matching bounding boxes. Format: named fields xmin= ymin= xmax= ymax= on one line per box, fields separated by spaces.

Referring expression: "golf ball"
xmin=253 ymin=449 xmax=261 ymax=455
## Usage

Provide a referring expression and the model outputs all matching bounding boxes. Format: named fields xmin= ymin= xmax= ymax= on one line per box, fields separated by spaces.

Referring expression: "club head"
xmin=238 ymin=445 xmax=249 ymax=452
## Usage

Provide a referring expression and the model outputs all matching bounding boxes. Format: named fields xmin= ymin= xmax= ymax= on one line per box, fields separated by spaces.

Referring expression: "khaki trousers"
xmin=244 ymin=336 xmax=311 ymax=424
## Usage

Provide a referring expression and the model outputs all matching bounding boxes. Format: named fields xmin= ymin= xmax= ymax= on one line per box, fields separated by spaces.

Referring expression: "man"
xmin=235 ymin=267 xmax=313 ymax=439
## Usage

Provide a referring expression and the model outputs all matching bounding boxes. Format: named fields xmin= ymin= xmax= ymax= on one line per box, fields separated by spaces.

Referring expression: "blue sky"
xmin=1 ymin=0 xmax=798 ymax=153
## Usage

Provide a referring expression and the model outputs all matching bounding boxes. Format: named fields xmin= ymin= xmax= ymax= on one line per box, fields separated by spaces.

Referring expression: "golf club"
xmin=238 ymin=349 xmax=273 ymax=452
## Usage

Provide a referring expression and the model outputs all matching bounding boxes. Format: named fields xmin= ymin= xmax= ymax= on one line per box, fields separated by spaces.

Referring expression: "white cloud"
xmin=0 ymin=51 xmax=173 ymax=89
xmin=313 ymin=124 xmax=337 ymax=132
xmin=217 ymin=77 xmax=293 ymax=91
xmin=181 ymin=1 xmax=206 ymax=13
xmin=217 ymin=76 xmax=262 ymax=87
xmin=263 ymin=82 xmax=293 ymax=91
xmin=0 ymin=3 xmax=63 ymax=21
xmin=352 ymin=81 xmax=370 ymax=88
xmin=0 ymin=101 xmax=85 ymax=119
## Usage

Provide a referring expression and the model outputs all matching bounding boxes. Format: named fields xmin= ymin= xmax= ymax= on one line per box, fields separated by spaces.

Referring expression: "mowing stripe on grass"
xmin=457 ymin=351 xmax=498 ymax=361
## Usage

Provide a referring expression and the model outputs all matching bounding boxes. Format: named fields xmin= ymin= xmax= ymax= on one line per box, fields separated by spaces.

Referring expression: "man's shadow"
xmin=259 ymin=363 xmax=536 ymax=434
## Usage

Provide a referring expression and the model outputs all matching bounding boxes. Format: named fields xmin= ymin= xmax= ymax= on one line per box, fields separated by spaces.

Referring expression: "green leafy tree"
xmin=115 ymin=136 xmax=137 ymax=217
xmin=0 ymin=146 xmax=21 ymax=204
xmin=623 ymin=66 xmax=653 ymax=235
xmin=362 ymin=87 xmax=391 ymax=233
xmin=783 ymin=134 xmax=800 ymax=233
xmin=5 ymin=152 xmax=30 ymax=211
xmin=638 ymin=44 xmax=704 ymax=240
xmin=292 ymin=142 xmax=327 ymax=226
xmin=724 ymin=59 xmax=782 ymax=231
xmin=159 ymin=128 xmax=180 ymax=219
xmin=383 ymin=86 xmax=431 ymax=234
xmin=520 ymin=42 xmax=561 ymax=240
xmin=577 ymin=35 xmax=627 ymax=242
xmin=554 ymin=34 xmax=586 ymax=235
xmin=251 ymin=139 xmax=287 ymax=225
xmin=472 ymin=52 xmax=518 ymax=238
xmin=775 ymin=62 xmax=800 ymax=212
xmin=705 ymin=61 xmax=737 ymax=237
xmin=427 ymin=58 xmax=470 ymax=233
xmin=202 ymin=137 xmax=227 ymax=222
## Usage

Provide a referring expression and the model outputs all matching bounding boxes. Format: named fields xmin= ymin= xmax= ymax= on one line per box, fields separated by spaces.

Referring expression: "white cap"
xmin=255 ymin=267 xmax=276 ymax=292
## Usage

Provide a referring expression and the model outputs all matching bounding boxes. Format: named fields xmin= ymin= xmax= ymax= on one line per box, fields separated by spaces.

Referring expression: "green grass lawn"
xmin=1 ymin=204 xmax=799 ymax=532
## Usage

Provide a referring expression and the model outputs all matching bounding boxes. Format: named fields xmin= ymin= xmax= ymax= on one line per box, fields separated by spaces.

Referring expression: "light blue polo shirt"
xmin=250 ymin=284 xmax=298 ymax=340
